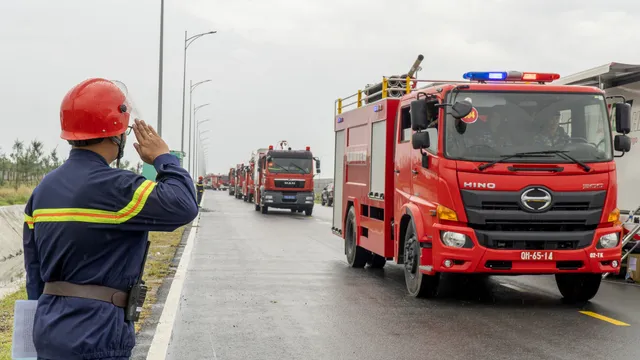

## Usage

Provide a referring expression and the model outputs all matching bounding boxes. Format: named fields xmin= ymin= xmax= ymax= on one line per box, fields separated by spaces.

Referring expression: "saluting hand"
xmin=132 ymin=119 xmax=170 ymax=165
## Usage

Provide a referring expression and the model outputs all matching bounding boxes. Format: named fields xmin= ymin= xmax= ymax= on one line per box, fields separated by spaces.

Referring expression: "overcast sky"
xmin=1 ymin=0 xmax=639 ymax=178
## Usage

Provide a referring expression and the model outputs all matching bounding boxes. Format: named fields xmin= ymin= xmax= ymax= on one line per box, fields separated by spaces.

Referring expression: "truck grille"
xmin=274 ymin=179 xmax=305 ymax=189
xmin=461 ymin=189 xmax=605 ymax=250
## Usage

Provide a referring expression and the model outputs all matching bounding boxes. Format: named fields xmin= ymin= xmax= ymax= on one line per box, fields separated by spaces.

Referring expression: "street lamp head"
xmin=194 ymin=103 xmax=210 ymax=114
xmin=190 ymin=79 xmax=212 ymax=92
xmin=198 ymin=119 xmax=211 ymax=124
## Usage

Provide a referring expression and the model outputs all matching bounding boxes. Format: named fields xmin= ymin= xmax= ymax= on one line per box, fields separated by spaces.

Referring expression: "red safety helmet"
xmin=60 ymin=78 xmax=133 ymax=140
xmin=199 ymin=176 xmax=204 ymax=180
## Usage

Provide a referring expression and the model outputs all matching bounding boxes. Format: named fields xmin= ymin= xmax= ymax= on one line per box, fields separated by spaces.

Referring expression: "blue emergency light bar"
xmin=462 ymin=71 xmax=560 ymax=82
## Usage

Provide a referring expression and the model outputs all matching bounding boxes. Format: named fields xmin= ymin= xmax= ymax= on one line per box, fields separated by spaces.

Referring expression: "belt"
xmin=43 ymin=281 xmax=128 ymax=308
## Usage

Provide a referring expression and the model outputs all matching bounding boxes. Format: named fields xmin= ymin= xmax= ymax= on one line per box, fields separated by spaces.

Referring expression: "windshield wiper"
xmin=477 ymin=150 xmax=590 ymax=172
xmin=288 ymin=161 xmax=308 ymax=174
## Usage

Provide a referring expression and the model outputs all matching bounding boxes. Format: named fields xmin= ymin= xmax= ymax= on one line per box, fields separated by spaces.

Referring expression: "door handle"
xmin=411 ymin=169 xmax=418 ymax=175
xmin=394 ymin=169 xmax=400 ymax=174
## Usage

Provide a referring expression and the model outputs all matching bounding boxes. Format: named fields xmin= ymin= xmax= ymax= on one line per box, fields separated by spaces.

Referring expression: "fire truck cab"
xmin=243 ymin=159 xmax=255 ymax=202
xmin=234 ymin=163 xmax=245 ymax=199
xmin=332 ymin=65 xmax=632 ymax=302
xmin=254 ymin=142 xmax=321 ymax=216
xmin=228 ymin=167 xmax=236 ymax=196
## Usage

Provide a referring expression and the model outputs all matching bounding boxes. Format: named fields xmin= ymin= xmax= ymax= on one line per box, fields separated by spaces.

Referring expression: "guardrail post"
xmin=357 ymin=90 xmax=362 ymax=108
xmin=337 ymin=98 xmax=343 ymax=114
xmin=406 ymin=75 xmax=411 ymax=94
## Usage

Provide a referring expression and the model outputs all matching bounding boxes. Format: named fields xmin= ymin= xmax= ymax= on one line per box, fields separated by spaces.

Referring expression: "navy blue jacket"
xmin=23 ymin=149 xmax=199 ymax=360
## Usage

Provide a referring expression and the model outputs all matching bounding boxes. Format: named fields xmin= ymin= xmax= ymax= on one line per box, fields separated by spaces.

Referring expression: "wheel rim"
xmin=404 ymin=234 xmax=418 ymax=278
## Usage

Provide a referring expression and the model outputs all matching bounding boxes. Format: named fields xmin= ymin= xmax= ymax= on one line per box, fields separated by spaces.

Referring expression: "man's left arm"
xmin=23 ymin=196 xmax=43 ymax=300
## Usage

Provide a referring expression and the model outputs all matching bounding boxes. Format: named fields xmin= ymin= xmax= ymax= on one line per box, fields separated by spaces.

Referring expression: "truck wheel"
xmin=305 ymin=207 xmax=313 ymax=216
xmin=321 ymin=199 xmax=326 ymax=206
xmin=254 ymin=204 xmax=260 ymax=211
xmin=328 ymin=199 xmax=333 ymax=207
xmin=368 ymin=253 xmax=386 ymax=269
xmin=555 ymin=273 xmax=602 ymax=303
xmin=404 ymin=220 xmax=439 ymax=298
xmin=261 ymin=205 xmax=268 ymax=214
xmin=345 ymin=207 xmax=368 ymax=268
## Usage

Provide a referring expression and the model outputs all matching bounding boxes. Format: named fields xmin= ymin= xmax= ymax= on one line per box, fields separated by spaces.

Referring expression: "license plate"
xmin=520 ymin=251 xmax=554 ymax=261
xmin=283 ymin=195 xmax=296 ymax=200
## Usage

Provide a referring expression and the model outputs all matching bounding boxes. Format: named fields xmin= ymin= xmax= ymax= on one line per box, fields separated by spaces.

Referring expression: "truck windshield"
xmin=268 ymin=158 xmax=312 ymax=174
xmin=444 ymin=91 xmax=613 ymax=163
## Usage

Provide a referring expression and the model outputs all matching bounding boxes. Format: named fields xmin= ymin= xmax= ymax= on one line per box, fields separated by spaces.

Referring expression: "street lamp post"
xmin=180 ymin=30 xmax=216 ymax=154
xmin=201 ymin=146 xmax=210 ymax=176
xmin=198 ymin=142 xmax=210 ymax=177
xmin=190 ymin=104 xmax=209 ymax=176
xmin=195 ymin=124 xmax=211 ymax=177
xmin=187 ymin=81 xmax=211 ymax=169
xmin=157 ymin=0 xmax=165 ymax=136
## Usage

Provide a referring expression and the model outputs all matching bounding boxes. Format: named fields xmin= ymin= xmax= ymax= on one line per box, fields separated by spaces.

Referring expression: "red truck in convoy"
xmin=204 ymin=174 xmax=221 ymax=190
xmin=253 ymin=141 xmax=321 ymax=216
xmin=242 ymin=158 xmax=256 ymax=202
xmin=332 ymin=58 xmax=632 ymax=302
xmin=234 ymin=163 xmax=245 ymax=199
xmin=228 ymin=167 xmax=236 ymax=196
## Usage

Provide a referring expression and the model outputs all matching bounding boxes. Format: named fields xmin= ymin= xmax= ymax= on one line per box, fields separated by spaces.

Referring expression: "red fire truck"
xmin=212 ymin=174 xmax=222 ymax=190
xmin=228 ymin=167 xmax=236 ymax=196
xmin=242 ymin=158 xmax=256 ymax=202
xmin=332 ymin=59 xmax=632 ymax=302
xmin=234 ymin=163 xmax=245 ymax=199
xmin=203 ymin=174 xmax=215 ymax=190
xmin=253 ymin=142 xmax=320 ymax=215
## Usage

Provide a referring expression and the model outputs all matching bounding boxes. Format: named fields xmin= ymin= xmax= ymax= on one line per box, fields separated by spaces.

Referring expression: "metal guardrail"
xmin=334 ymin=77 xmax=476 ymax=116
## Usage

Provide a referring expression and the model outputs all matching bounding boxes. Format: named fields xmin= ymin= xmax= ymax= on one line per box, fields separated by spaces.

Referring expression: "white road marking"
xmin=146 ymin=202 xmax=202 ymax=359
xmin=500 ymin=283 xmax=526 ymax=292
xmin=314 ymin=218 xmax=332 ymax=226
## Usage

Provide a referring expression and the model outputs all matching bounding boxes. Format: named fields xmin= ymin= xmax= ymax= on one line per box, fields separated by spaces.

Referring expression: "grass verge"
xmin=0 ymin=227 xmax=186 ymax=359
xmin=0 ymin=186 xmax=33 ymax=206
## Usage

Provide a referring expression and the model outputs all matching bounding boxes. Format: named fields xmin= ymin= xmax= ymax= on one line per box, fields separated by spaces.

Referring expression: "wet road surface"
xmin=166 ymin=190 xmax=640 ymax=360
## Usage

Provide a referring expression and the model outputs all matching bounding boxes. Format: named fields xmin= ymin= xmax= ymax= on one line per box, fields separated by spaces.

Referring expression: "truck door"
xmin=411 ymin=122 xmax=439 ymax=203
xmin=394 ymin=105 xmax=414 ymax=209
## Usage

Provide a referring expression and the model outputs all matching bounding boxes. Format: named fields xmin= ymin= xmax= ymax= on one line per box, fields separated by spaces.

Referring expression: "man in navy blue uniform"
xmin=22 ymin=78 xmax=199 ymax=360
xmin=196 ymin=176 xmax=205 ymax=206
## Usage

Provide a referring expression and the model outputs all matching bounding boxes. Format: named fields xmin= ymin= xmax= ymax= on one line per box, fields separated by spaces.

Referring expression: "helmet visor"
xmin=110 ymin=80 xmax=142 ymax=135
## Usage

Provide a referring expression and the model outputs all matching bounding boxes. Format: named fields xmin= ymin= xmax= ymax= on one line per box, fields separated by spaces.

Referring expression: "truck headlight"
xmin=598 ymin=233 xmax=619 ymax=249
xmin=440 ymin=231 xmax=471 ymax=248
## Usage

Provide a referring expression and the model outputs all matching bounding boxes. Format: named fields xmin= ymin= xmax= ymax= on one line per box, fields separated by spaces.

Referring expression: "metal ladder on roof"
xmin=602 ymin=205 xmax=640 ymax=279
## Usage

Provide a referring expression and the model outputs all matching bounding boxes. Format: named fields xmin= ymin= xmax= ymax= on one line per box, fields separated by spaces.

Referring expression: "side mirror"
xmin=412 ymin=131 xmax=430 ymax=150
xmin=410 ymin=99 xmax=429 ymax=131
xmin=315 ymin=157 xmax=321 ymax=174
xmin=451 ymin=100 xmax=473 ymax=119
xmin=615 ymin=103 xmax=631 ymax=134
xmin=614 ymin=134 xmax=631 ymax=152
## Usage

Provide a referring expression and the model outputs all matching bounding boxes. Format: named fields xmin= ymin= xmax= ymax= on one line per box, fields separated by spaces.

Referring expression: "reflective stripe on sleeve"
xmin=24 ymin=214 xmax=34 ymax=229
xmin=32 ymin=180 xmax=156 ymax=225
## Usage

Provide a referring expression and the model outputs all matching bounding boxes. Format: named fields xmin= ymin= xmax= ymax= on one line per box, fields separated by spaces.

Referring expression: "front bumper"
xmin=425 ymin=223 xmax=622 ymax=275
xmin=262 ymin=191 xmax=314 ymax=209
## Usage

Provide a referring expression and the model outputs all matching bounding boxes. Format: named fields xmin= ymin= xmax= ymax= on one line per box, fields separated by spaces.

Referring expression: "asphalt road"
xmin=165 ymin=190 xmax=640 ymax=360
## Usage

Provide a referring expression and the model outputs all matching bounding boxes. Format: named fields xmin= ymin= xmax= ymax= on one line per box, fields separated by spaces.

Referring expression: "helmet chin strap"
xmin=110 ymin=133 xmax=126 ymax=168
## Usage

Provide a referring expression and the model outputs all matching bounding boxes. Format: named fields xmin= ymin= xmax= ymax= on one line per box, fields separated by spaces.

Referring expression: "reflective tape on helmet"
xmin=32 ymin=180 xmax=156 ymax=225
